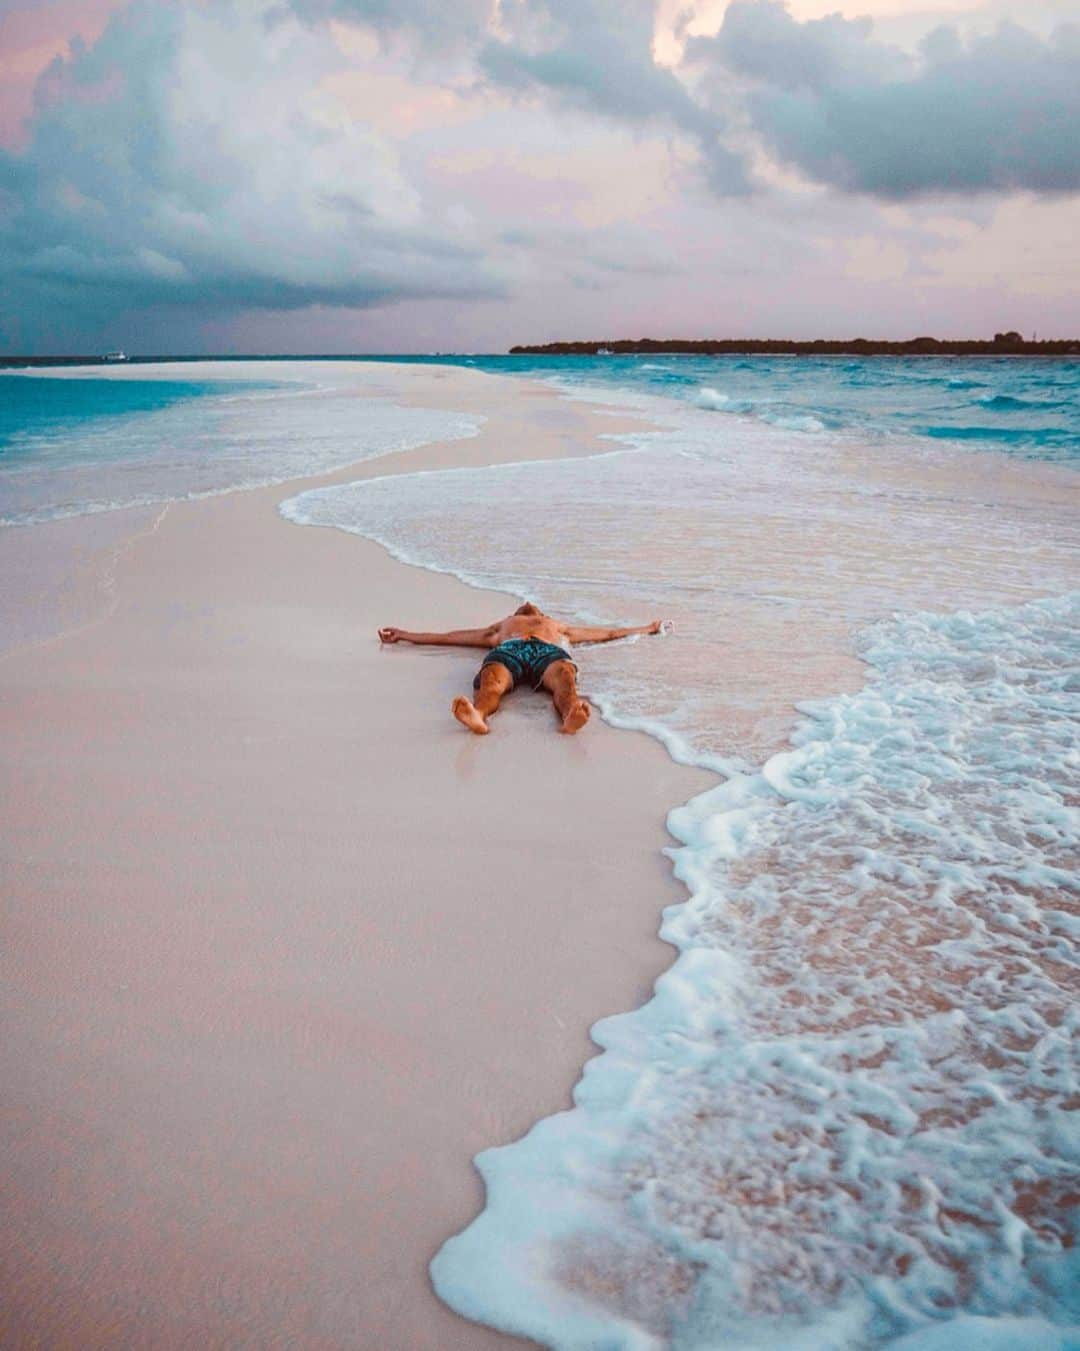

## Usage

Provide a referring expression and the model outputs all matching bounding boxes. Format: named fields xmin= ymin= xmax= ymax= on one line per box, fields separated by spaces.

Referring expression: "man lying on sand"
xmin=378 ymin=602 xmax=664 ymax=735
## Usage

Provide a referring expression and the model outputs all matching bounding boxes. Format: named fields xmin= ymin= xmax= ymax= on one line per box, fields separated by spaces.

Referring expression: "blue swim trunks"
xmin=474 ymin=637 xmax=576 ymax=691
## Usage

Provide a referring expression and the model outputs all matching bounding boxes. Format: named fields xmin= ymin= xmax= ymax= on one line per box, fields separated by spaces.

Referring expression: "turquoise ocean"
xmin=463 ymin=353 xmax=1080 ymax=461
xmin=3 ymin=356 xmax=1079 ymax=509
xmin=3 ymin=356 xmax=1078 ymax=1349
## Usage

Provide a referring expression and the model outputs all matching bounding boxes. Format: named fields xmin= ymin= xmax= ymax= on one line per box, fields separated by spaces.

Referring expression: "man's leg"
xmin=541 ymin=660 xmax=590 ymax=734
xmin=452 ymin=663 xmax=512 ymax=735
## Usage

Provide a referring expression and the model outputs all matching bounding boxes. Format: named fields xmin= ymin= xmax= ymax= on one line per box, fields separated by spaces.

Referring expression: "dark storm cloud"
xmin=690 ymin=0 xmax=1080 ymax=198
xmin=0 ymin=0 xmax=503 ymax=346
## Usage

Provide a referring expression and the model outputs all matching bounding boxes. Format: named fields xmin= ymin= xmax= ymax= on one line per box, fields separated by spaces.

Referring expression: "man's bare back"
xmin=377 ymin=602 xmax=664 ymax=735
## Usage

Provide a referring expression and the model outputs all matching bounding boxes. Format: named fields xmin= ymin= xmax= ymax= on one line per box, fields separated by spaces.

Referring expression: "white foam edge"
xmin=430 ymin=594 xmax=1080 ymax=1350
xmin=427 ymin=751 xmax=794 ymax=1348
xmin=281 ymin=441 xmax=619 ymax=566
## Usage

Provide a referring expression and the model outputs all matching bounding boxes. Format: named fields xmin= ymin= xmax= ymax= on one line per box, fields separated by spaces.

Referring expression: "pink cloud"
xmin=0 ymin=0 xmax=124 ymax=146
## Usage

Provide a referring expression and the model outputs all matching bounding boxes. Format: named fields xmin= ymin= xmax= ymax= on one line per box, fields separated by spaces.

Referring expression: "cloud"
xmin=689 ymin=0 xmax=1080 ymax=197
xmin=475 ymin=0 xmax=748 ymax=192
xmin=703 ymin=0 xmax=909 ymax=92
xmin=0 ymin=0 xmax=504 ymax=345
xmin=286 ymin=0 xmax=750 ymax=192
xmin=286 ymin=0 xmax=493 ymax=49
xmin=4 ymin=0 xmax=1078 ymax=352
xmin=300 ymin=0 xmax=1080 ymax=201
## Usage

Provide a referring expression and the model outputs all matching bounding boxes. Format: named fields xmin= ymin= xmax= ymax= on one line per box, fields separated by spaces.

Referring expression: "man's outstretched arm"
xmin=378 ymin=624 xmax=498 ymax=648
xmin=564 ymin=620 xmax=664 ymax=644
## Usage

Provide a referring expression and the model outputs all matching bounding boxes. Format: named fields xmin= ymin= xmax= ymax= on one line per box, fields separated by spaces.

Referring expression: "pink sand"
xmin=0 ymin=366 xmax=712 ymax=1348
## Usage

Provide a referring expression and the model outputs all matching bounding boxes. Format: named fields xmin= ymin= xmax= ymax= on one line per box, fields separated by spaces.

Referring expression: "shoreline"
xmin=0 ymin=363 xmax=714 ymax=1348
xmin=5 ymin=343 xmax=1080 ymax=369
xmin=5 ymin=360 xmax=1075 ymax=1347
xmin=510 ymin=338 xmax=1080 ymax=357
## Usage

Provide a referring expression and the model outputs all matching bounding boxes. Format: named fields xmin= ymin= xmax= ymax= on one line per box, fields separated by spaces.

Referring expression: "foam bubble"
xmin=765 ymin=412 xmax=826 ymax=433
xmin=693 ymin=389 xmax=825 ymax=432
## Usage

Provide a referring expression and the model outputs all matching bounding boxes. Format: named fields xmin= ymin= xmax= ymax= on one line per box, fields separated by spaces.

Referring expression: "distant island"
xmin=510 ymin=332 xmax=1080 ymax=357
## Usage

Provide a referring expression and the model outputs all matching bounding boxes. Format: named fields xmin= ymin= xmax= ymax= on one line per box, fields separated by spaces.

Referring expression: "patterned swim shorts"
xmin=474 ymin=637 xmax=576 ymax=690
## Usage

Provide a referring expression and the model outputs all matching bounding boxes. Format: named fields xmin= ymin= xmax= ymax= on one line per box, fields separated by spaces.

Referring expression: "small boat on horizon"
xmin=103 ymin=350 xmax=129 ymax=363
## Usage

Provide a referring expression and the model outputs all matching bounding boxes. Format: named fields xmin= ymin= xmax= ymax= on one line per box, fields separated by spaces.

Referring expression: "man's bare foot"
xmin=452 ymin=696 xmax=490 ymax=735
xmin=560 ymin=698 xmax=590 ymax=734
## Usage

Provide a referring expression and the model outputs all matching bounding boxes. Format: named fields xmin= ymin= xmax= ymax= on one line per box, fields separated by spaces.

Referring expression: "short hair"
xmin=514 ymin=602 xmax=541 ymax=616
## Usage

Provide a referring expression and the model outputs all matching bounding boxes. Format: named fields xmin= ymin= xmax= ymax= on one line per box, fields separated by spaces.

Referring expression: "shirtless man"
xmin=377 ymin=602 xmax=663 ymax=735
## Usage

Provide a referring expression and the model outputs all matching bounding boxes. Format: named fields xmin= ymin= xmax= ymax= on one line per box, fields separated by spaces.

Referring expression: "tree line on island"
xmin=509 ymin=332 xmax=1080 ymax=357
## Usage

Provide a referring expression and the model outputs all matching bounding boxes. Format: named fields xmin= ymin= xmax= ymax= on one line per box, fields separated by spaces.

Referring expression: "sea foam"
xmin=432 ymin=594 xmax=1079 ymax=1349
xmin=695 ymin=387 xmax=825 ymax=433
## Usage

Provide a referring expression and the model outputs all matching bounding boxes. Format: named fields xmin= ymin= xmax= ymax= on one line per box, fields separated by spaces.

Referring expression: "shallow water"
xmin=430 ymin=595 xmax=1079 ymax=1349
xmin=283 ymin=389 xmax=1076 ymax=767
xmin=0 ymin=374 xmax=235 ymax=460
xmin=282 ymin=373 xmax=1079 ymax=1348
xmin=0 ymin=367 xmax=481 ymax=525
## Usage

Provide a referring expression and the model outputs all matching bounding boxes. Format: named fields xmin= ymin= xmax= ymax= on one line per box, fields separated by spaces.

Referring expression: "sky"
xmin=1 ymin=0 xmax=1078 ymax=353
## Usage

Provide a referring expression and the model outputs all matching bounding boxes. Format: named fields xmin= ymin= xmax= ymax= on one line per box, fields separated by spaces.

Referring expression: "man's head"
xmin=514 ymin=602 xmax=542 ymax=617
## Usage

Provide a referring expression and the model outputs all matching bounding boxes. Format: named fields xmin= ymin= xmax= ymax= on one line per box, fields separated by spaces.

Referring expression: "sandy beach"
xmin=5 ymin=0 xmax=1078 ymax=1339
xmin=0 ymin=364 xmax=714 ymax=1348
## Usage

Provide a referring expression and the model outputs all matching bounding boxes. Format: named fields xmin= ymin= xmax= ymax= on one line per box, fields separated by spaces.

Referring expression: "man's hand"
xmin=378 ymin=626 xmax=403 ymax=643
